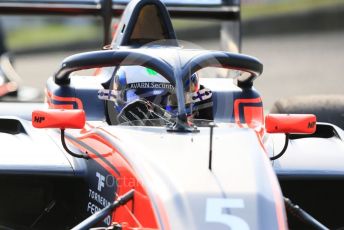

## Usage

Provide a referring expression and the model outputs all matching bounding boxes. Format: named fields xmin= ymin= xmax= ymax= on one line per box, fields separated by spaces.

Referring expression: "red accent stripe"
xmin=46 ymin=90 xmax=83 ymax=109
xmin=255 ymin=131 xmax=268 ymax=157
xmin=94 ymin=128 xmax=171 ymax=230
xmin=266 ymin=162 xmax=288 ymax=230
xmin=254 ymin=132 xmax=287 ymax=229
xmin=234 ymin=97 xmax=262 ymax=126
xmin=67 ymin=132 xmax=160 ymax=229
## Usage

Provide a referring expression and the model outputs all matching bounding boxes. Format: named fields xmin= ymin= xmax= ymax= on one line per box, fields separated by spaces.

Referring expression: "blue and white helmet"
xmin=112 ymin=66 xmax=198 ymax=115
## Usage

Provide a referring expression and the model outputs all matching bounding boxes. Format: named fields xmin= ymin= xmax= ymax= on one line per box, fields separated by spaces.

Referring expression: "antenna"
xmin=208 ymin=122 xmax=215 ymax=170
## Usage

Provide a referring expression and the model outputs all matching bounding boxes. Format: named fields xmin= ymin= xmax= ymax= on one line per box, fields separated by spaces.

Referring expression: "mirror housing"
xmin=265 ymin=114 xmax=316 ymax=134
xmin=32 ymin=109 xmax=85 ymax=129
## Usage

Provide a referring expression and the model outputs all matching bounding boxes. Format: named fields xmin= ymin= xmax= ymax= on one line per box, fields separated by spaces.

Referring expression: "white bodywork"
xmin=94 ymin=124 xmax=287 ymax=229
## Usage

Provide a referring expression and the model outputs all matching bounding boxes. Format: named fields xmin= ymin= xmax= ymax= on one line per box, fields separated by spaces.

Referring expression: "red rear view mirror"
xmin=265 ymin=114 xmax=316 ymax=134
xmin=32 ymin=109 xmax=85 ymax=129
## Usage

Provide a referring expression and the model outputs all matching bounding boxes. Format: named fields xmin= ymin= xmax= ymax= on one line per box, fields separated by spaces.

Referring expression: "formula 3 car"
xmin=0 ymin=0 xmax=344 ymax=230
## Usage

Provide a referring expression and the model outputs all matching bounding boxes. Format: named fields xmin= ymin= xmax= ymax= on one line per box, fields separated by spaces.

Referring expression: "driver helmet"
xmin=112 ymin=66 xmax=199 ymax=116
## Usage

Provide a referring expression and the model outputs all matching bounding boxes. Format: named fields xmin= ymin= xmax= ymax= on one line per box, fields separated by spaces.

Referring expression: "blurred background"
xmin=0 ymin=0 xmax=343 ymax=109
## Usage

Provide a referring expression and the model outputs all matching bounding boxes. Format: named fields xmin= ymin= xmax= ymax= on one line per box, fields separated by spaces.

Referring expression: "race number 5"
xmin=205 ymin=198 xmax=249 ymax=230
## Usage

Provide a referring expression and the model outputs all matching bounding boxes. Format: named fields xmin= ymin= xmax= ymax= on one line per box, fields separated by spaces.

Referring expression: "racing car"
xmin=0 ymin=0 xmax=344 ymax=229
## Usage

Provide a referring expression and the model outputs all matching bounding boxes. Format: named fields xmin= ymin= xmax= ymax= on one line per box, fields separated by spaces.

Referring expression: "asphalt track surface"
xmin=15 ymin=30 xmax=344 ymax=110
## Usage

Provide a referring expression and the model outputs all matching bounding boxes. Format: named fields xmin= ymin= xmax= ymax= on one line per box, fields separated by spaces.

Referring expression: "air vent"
xmin=0 ymin=119 xmax=25 ymax=134
xmin=290 ymin=124 xmax=340 ymax=140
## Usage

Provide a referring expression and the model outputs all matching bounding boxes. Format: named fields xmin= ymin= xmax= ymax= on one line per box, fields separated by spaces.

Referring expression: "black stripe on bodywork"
xmin=50 ymin=99 xmax=79 ymax=109
xmin=238 ymin=102 xmax=263 ymax=124
xmin=64 ymin=132 xmax=120 ymax=176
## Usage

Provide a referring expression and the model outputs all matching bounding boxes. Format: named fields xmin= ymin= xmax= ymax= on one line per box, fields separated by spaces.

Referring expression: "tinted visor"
xmin=125 ymin=88 xmax=170 ymax=106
